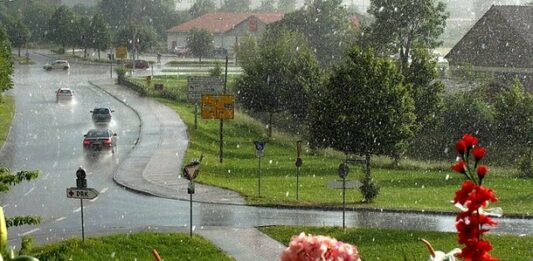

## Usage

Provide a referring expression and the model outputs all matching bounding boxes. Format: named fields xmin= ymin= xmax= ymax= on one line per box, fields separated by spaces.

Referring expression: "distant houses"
xmin=445 ymin=5 xmax=533 ymax=88
xmin=166 ymin=12 xmax=284 ymax=54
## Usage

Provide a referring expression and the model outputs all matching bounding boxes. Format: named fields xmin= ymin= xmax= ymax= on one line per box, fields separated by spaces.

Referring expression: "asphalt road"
xmin=1 ymin=52 xmax=532 ymax=253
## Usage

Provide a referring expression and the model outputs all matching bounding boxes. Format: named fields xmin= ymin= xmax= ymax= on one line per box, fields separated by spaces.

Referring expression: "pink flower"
xmin=280 ymin=233 xmax=361 ymax=261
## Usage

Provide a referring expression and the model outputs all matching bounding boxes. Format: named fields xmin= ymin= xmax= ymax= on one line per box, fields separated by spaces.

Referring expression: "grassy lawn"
xmin=158 ymin=100 xmax=533 ymax=216
xmin=260 ymin=226 xmax=533 ymax=260
xmin=0 ymin=96 xmax=14 ymax=148
xmin=31 ymin=232 xmax=232 ymax=261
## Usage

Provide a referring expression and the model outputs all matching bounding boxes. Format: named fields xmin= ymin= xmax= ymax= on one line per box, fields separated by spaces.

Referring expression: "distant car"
xmin=83 ymin=129 xmax=117 ymax=153
xmin=125 ymin=60 xmax=149 ymax=69
xmin=90 ymin=107 xmax=114 ymax=124
xmin=43 ymin=60 xmax=70 ymax=70
xmin=213 ymin=47 xmax=228 ymax=57
xmin=56 ymin=87 xmax=73 ymax=101
xmin=171 ymin=46 xmax=190 ymax=57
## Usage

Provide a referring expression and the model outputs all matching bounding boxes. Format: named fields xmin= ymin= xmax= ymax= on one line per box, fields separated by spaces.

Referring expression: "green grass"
xmin=166 ymin=59 xmax=235 ymax=66
xmin=31 ymin=232 xmax=233 ymax=261
xmin=0 ymin=96 xmax=14 ymax=148
xmin=260 ymin=226 xmax=533 ymax=260
xmin=158 ymin=100 xmax=533 ymax=216
xmin=12 ymin=55 xmax=35 ymax=64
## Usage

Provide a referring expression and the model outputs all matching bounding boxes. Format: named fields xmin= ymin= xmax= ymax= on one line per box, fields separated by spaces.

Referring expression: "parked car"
xmin=213 ymin=47 xmax=228 ymax=57
xmin=83 ymin=129 xmax=117 ymax=154
xmin=91 ymin=107 xmax=114 ymax=124
xmin=43 ymin=60 xmax=70 ymax=70
xmin=125 ymin=60 xmax=149 ymax=69
xmin=56 ymin=87 xmax=73 ymax=101
xmin=171 ymin=46 xmax=190 ymax=57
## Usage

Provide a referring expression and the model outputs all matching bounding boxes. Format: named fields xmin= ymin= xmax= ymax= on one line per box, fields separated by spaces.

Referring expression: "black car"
xmin=91 ymin=107 xmax=114 ymax=124
xmin=83 ymin=129 xmax=117 ymax=153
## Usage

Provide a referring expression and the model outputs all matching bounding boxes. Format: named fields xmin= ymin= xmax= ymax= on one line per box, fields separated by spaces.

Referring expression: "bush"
xmin=209 ymin=62 xmax=222 ymax=77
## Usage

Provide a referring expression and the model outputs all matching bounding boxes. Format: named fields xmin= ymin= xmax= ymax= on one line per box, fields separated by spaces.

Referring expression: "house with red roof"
xmin=166 ymin=12 xmax=284 ymax=55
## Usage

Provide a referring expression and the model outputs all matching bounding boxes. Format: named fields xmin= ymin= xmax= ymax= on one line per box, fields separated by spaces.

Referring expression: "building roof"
xmin=493 ymin=5 xmax=533 ymax=45
xmin=167 ymin=12 xmax=284 ymax=34
xmin=446 ymin=5 xmax=533 ymax=60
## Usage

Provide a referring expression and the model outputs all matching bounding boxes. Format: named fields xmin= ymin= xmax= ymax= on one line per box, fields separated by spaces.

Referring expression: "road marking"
xmin=89 ymin=197 xmax=99 ymax=202
xmin=21 ymin=228 xmax=40 ymax=236
xmin=73 ymin=207 xmax=81 ymax=213
xmin=101 ymin=187 xmax=109 ymax=194
xmin=2 ymin=204 xmax=9 ymax=208
xmin=55 ymin=217 xmax=66 ymax=222
xmin=24 ymin=187 xmax=35 ymax=196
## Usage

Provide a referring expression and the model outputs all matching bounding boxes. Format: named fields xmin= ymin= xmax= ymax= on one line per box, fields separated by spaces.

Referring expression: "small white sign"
xmin=66 ymin=187 xmax=99 ymax=199
xmin=327 ymin=180 xmax=362 ymax=189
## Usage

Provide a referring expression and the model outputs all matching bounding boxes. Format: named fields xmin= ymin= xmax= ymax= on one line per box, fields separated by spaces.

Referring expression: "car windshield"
xmin=86 ymin=130 xmax=110 ymax=138
xmin=93 ymin=108 xmax=109 ymax=114
xmin=2 ymin=0 xmax=532 ymax=260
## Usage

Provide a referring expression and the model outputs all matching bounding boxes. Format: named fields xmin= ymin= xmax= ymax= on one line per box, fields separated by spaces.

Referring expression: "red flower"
xmin=455 ymin=140 xmax=467 ymax=154
xmin=477 ymin=165 xmax=488 ymax=178
xmin=462 ymin=134 xmax=479 ymax=148
xmin=452 ymin=161 xmax=466 ymax=174
xmin=472 ymin=147 xmax=486 ymax=161
xmin=454 ymin=180 xmax=476 ymax=205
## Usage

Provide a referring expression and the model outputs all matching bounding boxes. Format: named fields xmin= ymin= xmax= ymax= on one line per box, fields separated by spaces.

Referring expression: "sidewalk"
xmin=88 ymin=79 xmax=289 ymax=261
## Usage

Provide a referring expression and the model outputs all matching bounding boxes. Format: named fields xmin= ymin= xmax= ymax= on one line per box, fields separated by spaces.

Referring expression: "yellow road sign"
xmin=115 ymin=47 xmax=128 ymax=59
xmin=201 ymin=95 xmax=235 ymax=119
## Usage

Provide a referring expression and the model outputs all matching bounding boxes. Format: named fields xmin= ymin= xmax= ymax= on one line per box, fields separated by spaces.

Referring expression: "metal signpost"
xmin=66 ymin=167 xmax=99 ymax=241
xmin=182 ymin=155 xmax=203 ymax=237
xmin=254 ymin=141 xmax=266 ymax=197
xmin=295 ymin=140 xmax=303 ymax=200
xmin=325 ymin=162 xmax=361 ymax=230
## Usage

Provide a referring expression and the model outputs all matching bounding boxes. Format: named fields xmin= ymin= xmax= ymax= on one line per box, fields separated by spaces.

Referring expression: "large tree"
xmin=367 ymin=0 xmax=448 ymax=71
xmin=22 ymin=2 xmax=55 ymax=43
xmin=114 ymin=24 xmax=158 ymax=53
xmin=47 ymin=6 xmax=77 ymax=51
xmin=0 ymin=27 xmax=13 ymax=100
xmin=308 ymin=46 xmax=415 ymax=200
xmin=189 ymin=0 xmax=216 ymax=18
xmin=235 ymin=33 xmax=258 ymax=68
xmin=186 ymin=28 xmax=214 ymax=63
xmin=494 ymin=80 xmax=533 ymax=177
xmin=236 ymin=29 xmax=320 ymax=137
xmin=403 ymin=47 xmax=445 ymax=159
xmin=87 ymin=14 xmax=111 ymax=59
xmin=255 ymin=0 xmax=276 ymax=11
xmin=74 ymin=15 xmax=91 ymax=56
xmin=6 ymin=18 xmax=29 ymax=57
xmin=277 ymin=0 xmax=297 ymax=13
xmin=271 ymin=0 xmax=357 ymax=67
xmin=219 ymin=0 xmax=250 ymax=12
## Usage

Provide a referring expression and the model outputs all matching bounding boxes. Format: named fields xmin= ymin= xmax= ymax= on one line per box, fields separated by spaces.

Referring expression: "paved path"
xmin=89 ymin=79 xmax=284 ymax=260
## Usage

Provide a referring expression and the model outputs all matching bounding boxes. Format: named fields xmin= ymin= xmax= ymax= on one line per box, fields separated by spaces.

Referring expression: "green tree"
xmin=271 ymin=0 xmax=357 ymax=67
xmin=6 ymin=18 xmax=29 ymax=57
xmin=0 ymin=167 xmax=40 ymax=228
xmin=186 ymin=28 xmax=214 ymax=63
xmin=404 ymin=47 xmax=445 ymax=159
xmin=277 ymin=0 xmax=296 ymax=13
xmin=74 ymin=15 xmax=91 ymax=57
xmin=494 ymin=80 xmax=533 ymax=177
xmin=0 ymin=27 xmax=13 ymax=101
xmin=367 ymin=0 xmax=448 ymax=71
xmin=235 ymin=33 xmax=258 ymax=67
xmin=88 ymin=14 xmax=111 ymax=59
xmin=220 ymin=0 xmax=250 ymax=12
xmin=236 ymin=29 xmax=320 ymax=137
xmin=22 ymin=2 xmax=55 ymax=43
xmin=114 ymin=24 xmax=158 ymax=53
xmin=189 ymin=0 xmax=216 ymax=18
xmin=308 ymin=46 xmax=415 ymax=201
xmin=255 ymin=0 xmax=275 ymax=11
xmin=47 ymin=6 xmax=76 ymax=51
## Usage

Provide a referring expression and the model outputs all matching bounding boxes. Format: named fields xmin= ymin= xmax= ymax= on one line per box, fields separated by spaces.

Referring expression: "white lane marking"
xmin=21 ymin=228 xmax=40 ymax=236
xmin=55 ymin=217 xmax=66 ymax=222
xmin=101 ymin=187 xmax=109 ymax=194
xmin=89 ymin=197 xmax=99 ymax=202
xmin=24 ymin=187 xmax=35 ymax=196
xmin=73 ymin=207 xmax=81 ymax=213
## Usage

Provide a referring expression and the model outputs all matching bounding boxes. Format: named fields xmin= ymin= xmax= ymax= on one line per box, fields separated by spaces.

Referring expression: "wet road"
xmin=1 ymin=52 xmax=532 ymax=247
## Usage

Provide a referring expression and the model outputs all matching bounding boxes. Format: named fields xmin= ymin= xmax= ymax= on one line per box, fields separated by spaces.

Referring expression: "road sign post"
xmin=66 ymin=167 xmax=99 ymax=241
xmin=254 ymin=141 xmax=265 ymax=197
xmin=183 ymin=155 xmax=202 ymax=237
xmin=295 ymin=140 xmax=302 ymax=200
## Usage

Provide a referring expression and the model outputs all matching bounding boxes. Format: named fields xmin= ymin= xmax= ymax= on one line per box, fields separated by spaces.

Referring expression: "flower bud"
xmin=477 ymin=165 xmax=488 ymax=178
xmin=472 ymin=147 xmax=486 ymax=161
xmin=455 ymin=140 xmax=467 ymax=154
xmin=452 ymin=161 xmax=466 ymax=174
xmin=462 ymin=134 xmax=478 ymax=148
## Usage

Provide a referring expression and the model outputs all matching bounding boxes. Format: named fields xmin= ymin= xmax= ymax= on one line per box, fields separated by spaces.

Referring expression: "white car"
xmin=56 ymin=87 xmax=73 ymax=101
xmin=43 ymin=60 xmax=70 ymax=70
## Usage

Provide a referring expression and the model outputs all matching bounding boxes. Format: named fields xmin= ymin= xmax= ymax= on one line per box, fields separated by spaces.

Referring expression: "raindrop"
xmin=445 ymin=174 xmax=450 ymax=180
xmin=227 ymin=169 xmax=231 ymax=174
xmin=269 ymin=160 xmax=273 ymax=164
